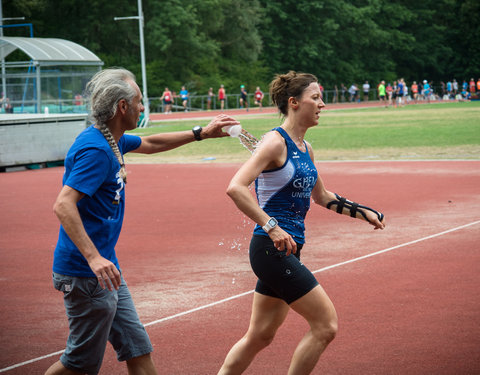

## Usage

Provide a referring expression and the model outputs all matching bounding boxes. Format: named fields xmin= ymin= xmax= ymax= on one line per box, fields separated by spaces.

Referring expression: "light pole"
xmin=114 ymin=0 xmax=149 ymax=127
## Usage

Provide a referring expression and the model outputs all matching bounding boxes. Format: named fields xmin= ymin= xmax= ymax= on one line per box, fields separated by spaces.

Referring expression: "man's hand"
xmin=88 ymin=255 xmax=121 ymax=291
xmin=201 ymin=114 xmax=241 ymax=139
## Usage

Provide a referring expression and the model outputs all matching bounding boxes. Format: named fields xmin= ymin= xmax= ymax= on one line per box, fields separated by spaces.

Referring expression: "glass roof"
xmin=0 ymin=37 xmax=103 ymax=66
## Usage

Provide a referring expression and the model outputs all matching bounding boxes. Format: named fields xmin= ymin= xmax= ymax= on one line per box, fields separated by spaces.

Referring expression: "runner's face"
xmin=296 ymin=82 xmax=325 ymax=126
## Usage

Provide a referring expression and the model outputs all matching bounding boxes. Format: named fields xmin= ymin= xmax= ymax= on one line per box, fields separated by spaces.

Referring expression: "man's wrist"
xmin=192 ymin=126 xmax=203 ymax=141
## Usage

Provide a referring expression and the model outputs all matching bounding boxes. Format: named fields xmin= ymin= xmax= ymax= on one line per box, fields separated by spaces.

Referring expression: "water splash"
xmin=238 ymin=129 xmax=260 ymax=153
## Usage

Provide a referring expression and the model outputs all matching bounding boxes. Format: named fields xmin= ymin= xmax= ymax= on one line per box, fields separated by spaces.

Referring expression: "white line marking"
xmin=1 ymin=220 xmax=479 ymax=373
xmin=311 ymin=220 xmax=480 ymax=274
xmin=0 ymin=351 xmax=65 ymax=373
xmin=144 ymin=290 xmax=254 ymax=327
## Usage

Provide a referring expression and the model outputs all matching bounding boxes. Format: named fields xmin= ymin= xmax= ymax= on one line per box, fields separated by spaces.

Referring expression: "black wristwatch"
xmin=192 ymin=126 xmax=203 ymax=141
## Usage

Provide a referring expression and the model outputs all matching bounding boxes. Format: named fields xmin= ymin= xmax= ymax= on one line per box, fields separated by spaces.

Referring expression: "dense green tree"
xmin=2 ymin=0 xmax=479 ymax=97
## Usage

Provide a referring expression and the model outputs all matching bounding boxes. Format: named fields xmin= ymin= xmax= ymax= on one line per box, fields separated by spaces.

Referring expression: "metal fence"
xmin=149 ymin=89 xmax=382 ymax=113
xmin=148 ymin=92 xmax=272 ymax=113
xmin=3 ymin=84 xmax=451 ymax=115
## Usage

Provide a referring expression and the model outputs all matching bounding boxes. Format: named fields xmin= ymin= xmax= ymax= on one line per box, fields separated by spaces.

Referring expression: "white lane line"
xmin=1 ymin=220 xmax=479 ymax=373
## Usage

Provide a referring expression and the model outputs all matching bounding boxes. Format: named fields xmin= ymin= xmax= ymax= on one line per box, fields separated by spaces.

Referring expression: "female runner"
xmin=218 ymin=71 xmax=385 ymax=375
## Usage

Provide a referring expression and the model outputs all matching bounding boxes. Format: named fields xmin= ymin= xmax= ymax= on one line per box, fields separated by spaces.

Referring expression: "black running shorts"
xmin=249 ymin=235 xmax=319 ymax=304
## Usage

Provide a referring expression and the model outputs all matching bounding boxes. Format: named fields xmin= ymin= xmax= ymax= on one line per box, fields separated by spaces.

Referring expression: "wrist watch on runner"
xmin=262 ymin=217 xmax=278 ymax=233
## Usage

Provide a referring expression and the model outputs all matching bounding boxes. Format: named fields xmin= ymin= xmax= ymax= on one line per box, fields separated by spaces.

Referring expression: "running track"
xmin=0 ymin=159 xmax=479 ymax=374
xmin=149 ymin=100 xmax=393 ymax=122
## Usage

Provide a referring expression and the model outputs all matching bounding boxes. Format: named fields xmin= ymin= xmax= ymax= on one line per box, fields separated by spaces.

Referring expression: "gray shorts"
xmin=53 ymin=272 xmax=153 ymax=375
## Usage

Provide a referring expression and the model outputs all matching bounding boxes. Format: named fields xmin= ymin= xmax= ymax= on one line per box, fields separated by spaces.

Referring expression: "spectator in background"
xmin=378 ymin=80 xmax=386 ymax=107
xmin=348 ymin=83 xmax=358 ymax=102
xmin=160 ymin=87 xmax=173 ymax=114
xmin=397 ymin=79 xmax=404 ymax=107
xmin=418 ymin=81 xmax=424 ymax=101
xmin=179 ymin=85 xmax=189 ymax=112
xmin=446 ymin=80 xmax=452 ymax=99
xmin=469 ymin=78 xmax=475 ymax=94
xmin=218 ymin=84 xmax=226 ymax=110
xmin=318 ymin=82 xmax=324 ymax=99
xmin=462 ymin=80 xmax=468 ymax=93
xmin=340 ymin=83 xmax=346 ymax=102
xmin=452 ymin=79 xmax=458 ymax=96
xmin=477 ymin=78 xmax=480 ymax=93
xmin=254 ymin=86 xmax=264 ymax=110
xmin=239 ymin=85 xmax=249 ymax=111
xmin=423 ymin=80 xmax=431 ymax=103
xmin=207 ymin=87 xmax=214 ymax=111
xmin=74 ymin=93 xmax=83 ymax=106
xmin=403 ymin=80 xmax=409 ymax=103
xmin=391 ymin=81 xmax=398 ymax=107
xmin=362 ymin=80 xmax=370 ymax=101
xmin=461 ymin=86 xmax=471 ymax=101
xmin=1 ymin=94 xmax=13 ymax=113
xmin=333 ymin=85 xmax=338 ymax=104
xmin=386 ymin=83 xmax=393 ymax=106
xmin=411 ymin=81 xmax=418 ymax=104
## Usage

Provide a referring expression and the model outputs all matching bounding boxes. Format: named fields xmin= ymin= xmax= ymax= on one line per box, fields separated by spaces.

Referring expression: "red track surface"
xmin=1 ymin=160 xmax=479 ymax=374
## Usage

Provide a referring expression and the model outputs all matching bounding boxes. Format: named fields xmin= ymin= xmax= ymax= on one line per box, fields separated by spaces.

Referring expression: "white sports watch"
xmin=262 ymin=217 xmax=278 ymax=233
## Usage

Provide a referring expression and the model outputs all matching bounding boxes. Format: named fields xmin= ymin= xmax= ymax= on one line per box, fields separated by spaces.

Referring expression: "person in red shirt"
xmin=386 ymin=83 xmax=393 ymax=106
xmin=469 ymin=78 xmax=476 ymax=94
xmin=218 ymin=84 xmax=226 ymax=110
xmin=477 ymin=79 xmax=480 ymax=93
xmin=254 ymin=86 xmax=264 ymax=110
xmin=411 ymin=81 xmax=418 ymax=104
xmin=318 ymin=83 xmax=324 ymax=99
xmin=160 ymin=87 xmax=173 ymax=114
xmin=74 ymin=93 xmax=83 ymax=106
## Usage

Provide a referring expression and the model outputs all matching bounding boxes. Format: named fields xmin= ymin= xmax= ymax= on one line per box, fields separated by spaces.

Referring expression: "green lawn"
xmin=126 ymin=101 xmax=480 ymax=163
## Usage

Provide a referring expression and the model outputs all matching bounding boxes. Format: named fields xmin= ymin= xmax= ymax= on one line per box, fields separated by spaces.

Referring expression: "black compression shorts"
xmin=249 ymin=235 xmax=319 ymax=304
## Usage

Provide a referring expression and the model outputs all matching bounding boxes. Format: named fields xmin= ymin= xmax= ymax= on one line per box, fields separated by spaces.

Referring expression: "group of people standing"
xmin=160 ymin=84 xmax=266 ymax=113
xmin=45 ymin=68 xmax=385 ymax=375
xmin=159 ymin=85 xmax=189 ymax=114
xmin=377 ymin=79 xmax=433 ymax=107
xmin=442 ymin=78 xmax=480 ymax=100
xmin=209 ymin=84 xmax=265 ymax=111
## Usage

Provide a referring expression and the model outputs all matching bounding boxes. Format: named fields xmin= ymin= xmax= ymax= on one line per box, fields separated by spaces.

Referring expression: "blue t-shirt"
xmin=424 ymin=83 xmax=431 ymax=95
xmin=398 ymin=82 xmax=404 ymax=95
xmin=53 ymin=125 xmax=142 ymax=277
xmin=180 ymin=89 xmax=188 ymax=99
xmin=253 ymin=127 xmax=318 ymax=244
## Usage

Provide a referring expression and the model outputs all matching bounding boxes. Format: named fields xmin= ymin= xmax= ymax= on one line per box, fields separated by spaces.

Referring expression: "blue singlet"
xmin=253 ymin=127 xmax=318 ymax=244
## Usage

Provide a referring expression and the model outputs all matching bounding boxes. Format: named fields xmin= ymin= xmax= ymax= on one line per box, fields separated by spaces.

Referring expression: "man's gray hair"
xmin=85 ymin=68 xmax=137 ymax=125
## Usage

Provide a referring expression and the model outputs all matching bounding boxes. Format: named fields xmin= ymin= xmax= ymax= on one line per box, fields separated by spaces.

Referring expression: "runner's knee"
xmin=312 ymin=318 xmax=338 ymax=345
xmin=246 ymin=328 xmax=277 ymax=350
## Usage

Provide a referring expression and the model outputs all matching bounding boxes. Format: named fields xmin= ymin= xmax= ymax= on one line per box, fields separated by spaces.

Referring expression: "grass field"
xmin=125 ymin=101 xmax=480 ymax=163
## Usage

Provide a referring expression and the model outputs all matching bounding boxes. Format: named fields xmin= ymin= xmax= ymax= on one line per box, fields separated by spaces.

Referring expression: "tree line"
xmin=4 ymin=0 xmax=480 ymax=97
